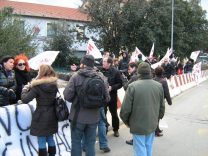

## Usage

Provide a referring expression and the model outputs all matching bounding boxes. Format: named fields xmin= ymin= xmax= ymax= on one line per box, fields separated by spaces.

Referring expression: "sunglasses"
xmin=18 ymin=63 xmax=26 ymax=66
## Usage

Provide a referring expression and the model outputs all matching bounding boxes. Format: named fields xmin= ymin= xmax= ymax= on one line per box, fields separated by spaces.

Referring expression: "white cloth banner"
xmin=29 ymin=51 xmax=60 ymax=70
xmin=86 ymin=39 xmax=102 ymax=59
xmin=192 ymin=62 xmax=202 ymax=75
xmin=0 ymin=89 xmax=71 ymax=156
xmin=190 ymin=50 xmax=200 ymax=62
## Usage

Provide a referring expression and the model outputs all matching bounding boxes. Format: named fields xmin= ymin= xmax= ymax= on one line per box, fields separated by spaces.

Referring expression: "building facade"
xmin=0 ymin=0 xmax=95 ymax=57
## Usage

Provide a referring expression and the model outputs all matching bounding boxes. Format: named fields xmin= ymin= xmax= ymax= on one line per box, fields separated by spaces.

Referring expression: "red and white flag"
xmin=149 ymin=43 xmax=154 ymax=58
xmin=86 ymin=39 xmax=102 ymax=59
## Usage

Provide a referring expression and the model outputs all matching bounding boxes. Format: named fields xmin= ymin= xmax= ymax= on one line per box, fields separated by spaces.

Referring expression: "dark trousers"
xmin=104 ymin=93 xmax=119 ymax=132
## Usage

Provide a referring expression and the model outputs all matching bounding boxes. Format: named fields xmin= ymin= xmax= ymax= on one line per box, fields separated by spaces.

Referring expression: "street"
xmin=95 ymin=80 xmax=208 ymax=156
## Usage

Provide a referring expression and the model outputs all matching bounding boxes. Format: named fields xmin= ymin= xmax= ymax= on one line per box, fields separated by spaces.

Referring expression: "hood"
xmin=31 ymin=77 xmax=58 ymax=92
xmin=77 ymin=67 xmax=97 ymax=77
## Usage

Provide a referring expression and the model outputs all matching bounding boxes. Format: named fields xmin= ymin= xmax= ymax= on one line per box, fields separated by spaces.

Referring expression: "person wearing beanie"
xmin=80 ymin=54 xmax=95 ymax=67
xmin=120 ymin=62 xmax=165 ymax=156
xmin=64 ymin=54 xmax=110 ymax=156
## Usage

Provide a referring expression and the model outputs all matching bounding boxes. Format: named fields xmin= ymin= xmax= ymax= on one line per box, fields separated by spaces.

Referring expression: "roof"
xmin=0 ymin=0 xmax=90 ymax=22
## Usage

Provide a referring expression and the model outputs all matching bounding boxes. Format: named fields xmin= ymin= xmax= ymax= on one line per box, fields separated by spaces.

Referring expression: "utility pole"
xmin=171 ymin=0 xmax=174 ymax=52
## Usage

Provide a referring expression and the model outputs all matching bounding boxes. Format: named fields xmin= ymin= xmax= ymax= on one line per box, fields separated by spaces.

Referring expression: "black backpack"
xmin=78 ymin=74 xmax=106 ymax=109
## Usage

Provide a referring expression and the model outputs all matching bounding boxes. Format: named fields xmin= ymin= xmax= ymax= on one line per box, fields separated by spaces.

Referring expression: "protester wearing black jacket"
xmin=101 ymin=57 xmax=123 ymax=137
xmin=154 ymin=66 xmax=172 ymax=137
xmin=14 ymin=54 xmax=31 ymax=102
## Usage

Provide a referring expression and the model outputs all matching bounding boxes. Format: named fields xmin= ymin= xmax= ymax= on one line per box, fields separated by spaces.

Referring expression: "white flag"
xmin=149 ymin=43 xmax=154 ymax=58
xmin=29 ymin=51 xmax=59 ymax=70
xmin=135 ymin=47 xmax=147 ymax=61
xmin=151 ymin=48 xmax=172 ymax=69
xmin=86 ymin=39 xmax=102 ymax=59
xmin=190 ymin=50 xmax=200 ymax=62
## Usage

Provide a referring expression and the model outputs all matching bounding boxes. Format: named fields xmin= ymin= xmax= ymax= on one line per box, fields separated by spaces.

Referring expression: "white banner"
xmin=29 ymin=51 xmax=60 ymax=70
xmin=0 ymin=94 xmax=71 ymax=156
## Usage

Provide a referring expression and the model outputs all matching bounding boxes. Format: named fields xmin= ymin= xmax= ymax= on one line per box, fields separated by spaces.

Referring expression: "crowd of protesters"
xmin=0 ymin=50 xmax=196 ymax=156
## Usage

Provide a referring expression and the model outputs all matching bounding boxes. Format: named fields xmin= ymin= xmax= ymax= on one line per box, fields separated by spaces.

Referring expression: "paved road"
xmin=95 ymin=80 xmax=208 ymax=156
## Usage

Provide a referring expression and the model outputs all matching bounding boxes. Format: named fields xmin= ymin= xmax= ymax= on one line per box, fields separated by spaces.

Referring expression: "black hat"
xmin=0 ymin=55 xmax=14 ymax=64
xmin=137 ymin=62 xmax=151 ymax=75
xmin=80 ymin=55 xmax=95 ymax=67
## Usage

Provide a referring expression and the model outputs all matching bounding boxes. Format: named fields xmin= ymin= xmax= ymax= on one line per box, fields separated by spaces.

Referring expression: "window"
xmin=76 ymin=24 xmax=85 ymax=40
xmin=47 ymin=23 xmax=55 ymax=37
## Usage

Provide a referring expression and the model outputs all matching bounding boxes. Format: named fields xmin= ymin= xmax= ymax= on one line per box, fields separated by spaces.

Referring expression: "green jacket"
xmin=120 ymin=77 xmax=165 ymax=135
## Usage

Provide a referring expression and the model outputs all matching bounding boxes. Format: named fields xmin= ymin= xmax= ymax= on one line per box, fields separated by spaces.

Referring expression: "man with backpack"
xmin=63 ymin=55 xmax=110 ymax=156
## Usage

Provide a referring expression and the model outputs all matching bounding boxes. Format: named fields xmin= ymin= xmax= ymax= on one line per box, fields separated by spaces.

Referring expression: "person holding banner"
xmin=21 ymin=64 xmax=58 ymax=156
xmin=184 ymin=58 xmax=194 ymax=73
xmin=161 ymin=58 xmax=175 ymax=79
xmin=0 ymin=55 xmax=16 ymax=106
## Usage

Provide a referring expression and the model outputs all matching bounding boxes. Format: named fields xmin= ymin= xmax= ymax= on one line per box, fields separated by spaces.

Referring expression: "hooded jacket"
xmin=21 ymin=77 xmax=58 ymax=136
xmin=63 ymin=67 xmax=110 ymax=124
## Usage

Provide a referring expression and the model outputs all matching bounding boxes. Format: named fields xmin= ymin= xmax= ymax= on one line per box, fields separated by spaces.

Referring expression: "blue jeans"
xmin=98 ymin=107 xmax=108 ymax=148
xmin=38 ymin=135 xmax=55 ymax=149
xmin=133 ymin=132 xmax=155 ymax=156
xmin=71 ymin=122 xmax=97 ymax=156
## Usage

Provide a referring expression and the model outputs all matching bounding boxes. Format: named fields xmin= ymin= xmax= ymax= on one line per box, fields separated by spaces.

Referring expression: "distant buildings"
xmin=0 ymin=0 xmax=95 ymax=57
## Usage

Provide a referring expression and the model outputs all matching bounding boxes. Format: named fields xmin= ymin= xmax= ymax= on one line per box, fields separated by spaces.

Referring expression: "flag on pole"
xmin=190 ymin=50 xmax=200 ymax=62
xmin=151 ymin=48 xmax=172 ymax=69
xmin=28 ymin=51 xmax=59 ymax=70
xmin=86 ymin=39 xmax=102 ymax=59
xmin=130 ymin=47 xmax=147 ymax=63
xmin=135 ymin=47 xmax=146 ymax=61
xmin=149 ymin=43 xmax=154 ymax=58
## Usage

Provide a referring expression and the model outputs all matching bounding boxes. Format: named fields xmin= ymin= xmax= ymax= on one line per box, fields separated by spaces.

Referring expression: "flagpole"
xmin=171 ymin=0 xmax=174 ymax=52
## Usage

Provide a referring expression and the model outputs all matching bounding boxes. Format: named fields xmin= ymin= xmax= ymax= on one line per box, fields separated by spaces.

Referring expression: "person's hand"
xmin=7 ymin=89 xmax=16 ymax=100
xmin=22 ymin=83 xmax=31 ymax=92
xmin=71 ymin=64 xmax=77 ymax=71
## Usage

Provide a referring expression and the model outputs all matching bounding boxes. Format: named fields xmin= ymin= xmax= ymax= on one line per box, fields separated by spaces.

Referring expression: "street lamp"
xmin=171 ymin=0 xmax=174 ymax=52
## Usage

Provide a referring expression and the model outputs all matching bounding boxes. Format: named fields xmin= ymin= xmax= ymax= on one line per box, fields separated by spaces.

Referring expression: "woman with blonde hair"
xmin=21 ymin=64 xmax=58 ymax=156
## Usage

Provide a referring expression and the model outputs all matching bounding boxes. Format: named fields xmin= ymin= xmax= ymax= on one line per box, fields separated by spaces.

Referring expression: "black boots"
xmin=38 ymin=146 xmax=56 ymax=156
xmin=48 ymin=146 xmax=56 ymax=156
xmin=38 ymin=149 xmax=47 ymax=156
